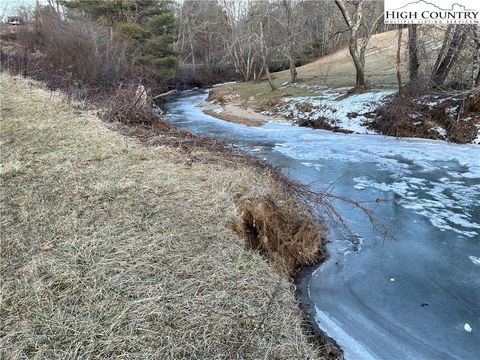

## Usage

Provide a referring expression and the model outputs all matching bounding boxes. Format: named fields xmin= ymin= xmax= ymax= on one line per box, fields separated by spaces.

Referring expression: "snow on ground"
xmin=275 ymin=90 xmax=395 ymax=134
xmin=474 ymin=124 xmax=480 ymax=144
xmin=429 ymin=126 xmax=447 ymax=138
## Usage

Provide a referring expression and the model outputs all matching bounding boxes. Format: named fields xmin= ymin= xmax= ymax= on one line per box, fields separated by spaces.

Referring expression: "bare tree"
xmin=259 ymin=19 xmax=276 ymax=90
xmin=408 ymin=24 xmax=419 ymax=85
xmin=470 ymin=25 xmax=480 ymax=87
xmin=431 ymin=25 xmax=468 ymax=87
xmin=281 ymin=0 xmax=297 ymax=83
xmin=334 ymin=0 xmax=383 ymax=89
xmin=396 ymin=25 xmax=402 ymax=90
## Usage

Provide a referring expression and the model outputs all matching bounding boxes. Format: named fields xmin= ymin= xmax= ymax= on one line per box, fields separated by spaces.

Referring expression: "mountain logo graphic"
xmin=392 ymin=1 xmax=475 ymax=12
xmin=384 ymin=0 xmax=479 ymax=24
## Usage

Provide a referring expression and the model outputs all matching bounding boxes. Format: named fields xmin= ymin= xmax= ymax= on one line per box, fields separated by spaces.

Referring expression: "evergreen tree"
xmin=62 ymin=0 xmax=177 ymax=79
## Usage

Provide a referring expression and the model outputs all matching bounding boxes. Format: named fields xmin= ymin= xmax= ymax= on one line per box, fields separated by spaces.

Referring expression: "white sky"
xmin=0 ymin=0 xmax=47 ymax=19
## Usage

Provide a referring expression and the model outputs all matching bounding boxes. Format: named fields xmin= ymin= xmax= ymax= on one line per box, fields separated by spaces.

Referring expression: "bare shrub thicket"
xmin=1 ymin=6 xmax=127 ymax=89
xmin=105 ymin=85 xmax=155 ymax=125
xmin=33 ymin=10 xmax=127 ymax=87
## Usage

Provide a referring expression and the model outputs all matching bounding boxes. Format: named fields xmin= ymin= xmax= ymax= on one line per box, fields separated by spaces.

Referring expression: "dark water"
xmin=165 ymin=90 xmax=480 ymax=360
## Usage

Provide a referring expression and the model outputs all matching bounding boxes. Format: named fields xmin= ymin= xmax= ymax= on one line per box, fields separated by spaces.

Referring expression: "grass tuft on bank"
xmin=0 ymin=74 xmax=326 ymax=359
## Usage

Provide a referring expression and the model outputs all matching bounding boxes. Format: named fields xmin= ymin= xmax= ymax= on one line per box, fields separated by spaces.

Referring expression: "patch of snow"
xmin=429 ymin=127 xmax=447 ymax=137
xmin=464 ymin=323 xmax=472 ymax=333
xmin=301 ymin=161 xmax=323 ymax=171
xmin=473 ymin=125 xmax=480 ymax=144
xmin=276 ymin=90 xmax=394 ymax=134
xmin=469 ymin=256 xmax=480 ymax=266
xmin=446 ymin=106 xmax=459 ymax=116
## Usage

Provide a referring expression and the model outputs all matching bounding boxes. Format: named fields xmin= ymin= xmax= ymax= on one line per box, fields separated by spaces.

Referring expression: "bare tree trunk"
xmin=189 ymin=32 xmax=195 ymax=75
xmin=431 ymin=26 xmax=468 ymax=87
xmin=408 ymin=24 xmax=419 ymax=84
xmin=35 ymin=0 xmax=42 ymax=34
xmin=260 ymin=21 xmax=276 ymax=91
xmin=335 ymin=0 xmax=365 ymax=88
xmin=55 ymin=0 xmax=60 ymax=18
xmin=289 ymin=57 xmax=297 ymax=83
xmin=476 ymin=65 xmax=480 ymax=87
xmin=334 ymin=0 xmax=382 ymax=89
xmin=396 ymin=26 xmax=402 ymax=90
xmin=351 ymin=52 xmax=365 ymax=87
xmin=471 ymin=25 xmax=480 ymax=87
xmin=282 ymin=0 xmax=297 ymax=83
xmin=432 ymin=25 xmax=454 ymax=77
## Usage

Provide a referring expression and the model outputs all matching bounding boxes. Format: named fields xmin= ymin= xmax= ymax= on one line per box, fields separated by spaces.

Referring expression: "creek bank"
xmin=206 ymin=84 xmax=394 ymax=134
xmin=370 ymin=91 xmax=480 ymax=144
xmin=295 ymin=264 xmax=344 ymax=359
xmin=1 ymin=73 xmax=333 ymax=359
xmin=1 ymin=40 xmax=341 ymax=358
xmin=207 ymin=84 xmax=480 ymax=144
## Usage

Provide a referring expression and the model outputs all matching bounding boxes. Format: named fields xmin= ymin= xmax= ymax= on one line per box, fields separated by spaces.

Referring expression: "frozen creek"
xmin=165 ymin=90 xmax=480 ymax=359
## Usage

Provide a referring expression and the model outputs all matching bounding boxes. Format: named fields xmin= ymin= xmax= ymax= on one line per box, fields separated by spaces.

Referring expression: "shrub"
xmin=10 ymin=9 xmax=128 ymax=88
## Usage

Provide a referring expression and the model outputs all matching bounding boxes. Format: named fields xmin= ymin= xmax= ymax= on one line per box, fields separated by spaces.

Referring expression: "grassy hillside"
xmin=287 ymin=29 xmax=405 ymax=88
xmin=0 ymin=74 xmax=325 ymax=359
xmin=214 ymin=28 xmax=446 ymax=108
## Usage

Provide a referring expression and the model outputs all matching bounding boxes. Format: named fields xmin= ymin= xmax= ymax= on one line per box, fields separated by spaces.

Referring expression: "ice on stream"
xmin=169 ymin=91 xmax=480 ymax=239
xmin=267 ymin=123 xmax=480 ymax=238
xmin=352 ymin=175 xmax=480 ymax=238
xmin=469 ymin=256 xmax=480 ymax=266
xmin=166 ymin=90 xmax=480 ymax=360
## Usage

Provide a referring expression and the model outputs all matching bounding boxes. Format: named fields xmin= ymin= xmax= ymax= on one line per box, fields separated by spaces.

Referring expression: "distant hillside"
xmin=284 ymin=29 xmax=408 ymax=88
xmin=217 ymin=28 xmax=456 ymax=106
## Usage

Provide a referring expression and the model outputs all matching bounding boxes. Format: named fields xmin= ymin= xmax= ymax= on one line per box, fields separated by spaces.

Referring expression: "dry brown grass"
xmin=0 ymin=73 xmax=326 ymax=359
xmin=232 ymin=196 xmax=325 ymax=275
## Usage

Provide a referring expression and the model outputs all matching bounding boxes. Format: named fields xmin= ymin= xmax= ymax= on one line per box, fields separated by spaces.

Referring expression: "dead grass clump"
xmin=207 ymin=88 xmax=226 ymax=104
xmin=232 ymin=195 xmax=324 ymax=276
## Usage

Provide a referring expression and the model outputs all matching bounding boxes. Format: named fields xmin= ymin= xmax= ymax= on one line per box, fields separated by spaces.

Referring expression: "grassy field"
xmin=0 ymin=74 xmax=325 ymax=359
xmin=213 ymin=29 xmax=408 ymax=109
xmin=283 ymin=29 xmax=406 ymax=89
